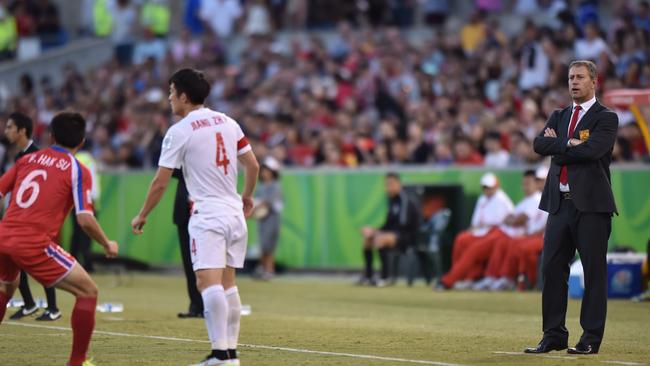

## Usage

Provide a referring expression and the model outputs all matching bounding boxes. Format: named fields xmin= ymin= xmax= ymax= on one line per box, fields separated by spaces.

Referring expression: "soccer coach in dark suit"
xmin=526 ymin=60 xmax=618 ymax=355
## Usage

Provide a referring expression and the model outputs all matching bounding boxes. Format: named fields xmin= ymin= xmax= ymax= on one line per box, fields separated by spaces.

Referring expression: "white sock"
xmin=201 ymin=285 xmax=228 ymax=350
xmin=225 ymin=286 xmax=241 ymax=350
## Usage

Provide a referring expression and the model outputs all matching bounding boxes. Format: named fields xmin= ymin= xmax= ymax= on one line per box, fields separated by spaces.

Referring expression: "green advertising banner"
xmin=72 ymin=167 xmax=650 ymax=269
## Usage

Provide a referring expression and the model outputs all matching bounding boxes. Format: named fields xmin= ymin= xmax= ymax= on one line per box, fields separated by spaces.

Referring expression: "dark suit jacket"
xmin=16 ymin=141 xmax=39 ymax=160
xmin=1 ymin=141 xmax=39 ymax=174
xmin=533 ymin=101 xmax=618 ymax=215
xmin=172 ymin=168 xmax=190 ymax=225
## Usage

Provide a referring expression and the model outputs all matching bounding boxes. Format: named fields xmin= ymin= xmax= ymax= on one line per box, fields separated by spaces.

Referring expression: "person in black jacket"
xmin=3 ymin=112 xmax=60 ymax=321
xmin=173 ymin=168 xmax=203 ymax=318
xmin=359 ymin=172 xmax=420 ymax=287
xmin=526 ymin=60 xmax=618 ymax=355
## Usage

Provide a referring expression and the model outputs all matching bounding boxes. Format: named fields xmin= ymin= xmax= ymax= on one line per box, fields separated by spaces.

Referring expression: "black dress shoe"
xmin=568 ymin=343 xmax=599 ymax=354
xmin=177 ymin=311 xmax=203 ymax=318
xmin=524 ymin=339 xmax=568 ymax=353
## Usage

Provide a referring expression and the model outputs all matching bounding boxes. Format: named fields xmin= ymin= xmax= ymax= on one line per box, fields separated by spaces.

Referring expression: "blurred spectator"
xmin=635 ymin=1 xmax=650 ymax=32
xmin=0 ymin=4 xmax=17 ymax=60
xmin=91 ymin=0 xmax=112 ymax=37
xmin=286 ymin=0 xmax=307 ymax=29
xmin=200 ymin=0 xmax=242 ymax=38
xmin=518 ymin=21 xmax=550 ymax=91
xmin=32 ymin=0 xmax=65 ymax=48
xmin=109 ymin=0 xmax=137 ymax=66
xmin=574 ymin=21 xmax=609 ymax=62
xmin=12 ymin=1 xmax=36 ymax=37
xmin=483 ymin=131 xmax=509 ymax=167
xmin=171 ymin=28 xmax=202 ymax=63
xmin=252 ymin=156 xmax=283 ymax=281
xmin=477 ymin=0 xmax=503 ymax=13
xmin=453 ymin=136 xmax=484 ymax=165
xmin=460 ymin=10 xmax=486 ymax=56
xmin=140 ymin=0 xmax=170 ymax=38
xmin=422 ymin=0 xmax=449 ymax=27
xmin=243 ymin=0 xmax=272 ymax=36
xmin=184 ymin=0 xmax=203 ymax=35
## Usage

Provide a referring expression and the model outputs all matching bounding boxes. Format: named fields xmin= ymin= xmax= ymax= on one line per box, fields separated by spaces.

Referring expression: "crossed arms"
xmin=533 ymin=109 xmax=618 ymax=166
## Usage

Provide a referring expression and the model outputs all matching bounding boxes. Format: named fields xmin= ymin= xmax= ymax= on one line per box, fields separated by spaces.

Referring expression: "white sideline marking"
xmin=492 ymin=351 xmax=646 ymax=365
xmin=492 ymin=351 xmax=577 ymax=360
xmin=6 ymin=322 xmax=465 ymax=366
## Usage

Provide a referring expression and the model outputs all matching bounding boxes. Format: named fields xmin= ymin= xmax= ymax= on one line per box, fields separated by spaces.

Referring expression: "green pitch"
xmin=2 ymin=274 xmax=649 ymax=366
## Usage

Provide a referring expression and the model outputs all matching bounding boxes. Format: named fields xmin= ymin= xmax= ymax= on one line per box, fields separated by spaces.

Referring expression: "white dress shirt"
xmin=560 ymin=95 xmax=597 ymax=192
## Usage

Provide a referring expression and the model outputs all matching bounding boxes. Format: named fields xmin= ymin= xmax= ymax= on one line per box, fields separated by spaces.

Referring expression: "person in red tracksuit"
xmin=437 ymin=172 xmax=513 ymax=290
xmin=479 ymin=168 xmax=549 ymax=291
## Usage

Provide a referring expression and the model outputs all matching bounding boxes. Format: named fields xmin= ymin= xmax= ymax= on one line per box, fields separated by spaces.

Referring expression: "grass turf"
xmin=1 ymin=273 xmax=649 ymax=366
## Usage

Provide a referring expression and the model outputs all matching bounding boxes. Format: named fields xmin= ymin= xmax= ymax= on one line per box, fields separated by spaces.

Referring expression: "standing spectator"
xmin=460 ymin=11 xmax=487 ymax=56
xmin=518 ymin=21 xmax=550 ymax=91
xmin=200 ymin=0 xmax=243 ymax=39
xmin=422 ymin=0 xmax=449 ymax=27
xmin=243 ymin=0 xmax=272 ymax=36
xmin=109 ymin=0 xmax=137 ymax=66
xmin=32 ymin=0 xmax=64 ymax=48
xmin=574 ymin=22 xmax=609 ymax=63
xmin=140 ymin=0 xmax=170 ymax=39
xmin=184 ymin=0 xmax=203 ymax=35
xmin=286 ymin=0 xmax=307 ymax=29
xmin=91 ymin=0 xmax=112 ymax=37
xmin=635 ymin=1 xmax=650 ymax=32
xmin=0 ymin=5 xmax=17 ymax=61
xmin=252 ymin=157 xmax=283 ymax=281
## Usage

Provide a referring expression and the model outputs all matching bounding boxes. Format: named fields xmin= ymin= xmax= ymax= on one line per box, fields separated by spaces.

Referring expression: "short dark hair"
xmin=50 ymin=112 xmax=86 ymax=148
xmin=385 ymin=172 xmax=401 ymax=181
xmin=168 ymin=68 xmax=210 ymax=105
xmin=569 ymin=60 xmax=597 ymax=81
xmin=524 ymin=169 xmax=536 ymax=178
xmin=8 ymin=112 xmax=33 ymax=138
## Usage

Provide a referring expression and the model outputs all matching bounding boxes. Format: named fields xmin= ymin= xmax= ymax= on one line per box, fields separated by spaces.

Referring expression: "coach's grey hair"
xmin=569 ymin=60 xmax=597 ymax=81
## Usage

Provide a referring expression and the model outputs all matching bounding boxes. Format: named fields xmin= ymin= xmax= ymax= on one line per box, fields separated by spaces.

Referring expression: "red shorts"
xmin=0 ymin=241 xmax=76 ymax=288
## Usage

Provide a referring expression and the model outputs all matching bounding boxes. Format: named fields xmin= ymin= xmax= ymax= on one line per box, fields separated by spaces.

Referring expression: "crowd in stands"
xmin=0 ymin=0 xmax=649 ymax=171
xmin=0 ymin=0 xmax=65 ymax=60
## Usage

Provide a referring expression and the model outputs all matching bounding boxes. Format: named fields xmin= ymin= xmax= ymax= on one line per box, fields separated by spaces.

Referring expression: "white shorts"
xmin=188 ymin=213 xmax=248 ymax=271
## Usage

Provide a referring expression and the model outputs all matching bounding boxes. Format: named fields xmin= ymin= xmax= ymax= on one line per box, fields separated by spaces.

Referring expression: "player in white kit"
xmin=132 ymin=68 xmax=260 ymax=366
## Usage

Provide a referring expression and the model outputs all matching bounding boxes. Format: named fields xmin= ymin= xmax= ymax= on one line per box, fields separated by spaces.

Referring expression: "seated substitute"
xmin=359 ymin=172 xmax=420 ymax=287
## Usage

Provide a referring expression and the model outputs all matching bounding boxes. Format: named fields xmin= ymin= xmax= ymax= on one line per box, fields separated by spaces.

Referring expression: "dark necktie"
xmin=559 ymin=105 xmax=582 ymax=185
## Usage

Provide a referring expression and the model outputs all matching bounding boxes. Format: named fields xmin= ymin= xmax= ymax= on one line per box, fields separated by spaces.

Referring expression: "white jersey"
xmin=470 ymin=189 xmax=514 ymax=237
xmin=159 ymin=108 xmax=251 ymax=216
xmin=524 ymin=191 xmax=548 ymax=235
xmin=499 ymin=191 xmax=546 ymax=237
